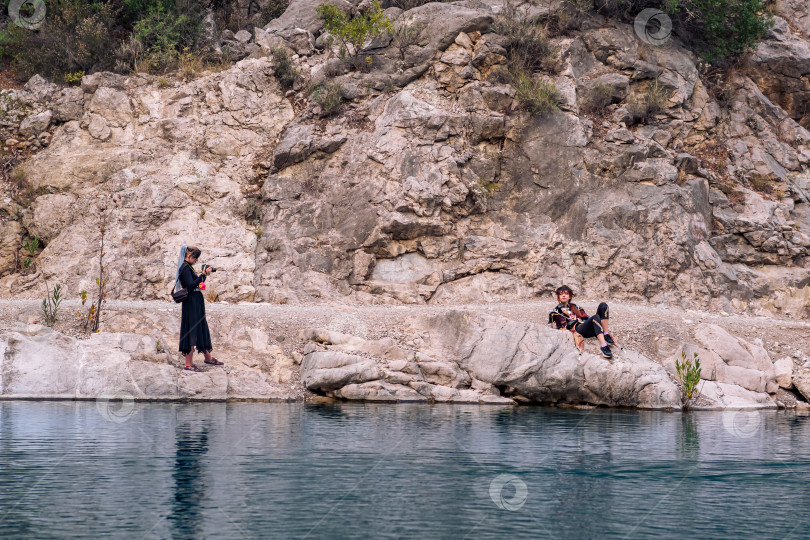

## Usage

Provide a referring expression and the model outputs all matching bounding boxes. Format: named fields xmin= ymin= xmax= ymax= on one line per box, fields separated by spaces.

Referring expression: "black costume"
xmin=549 ymin=302 xmax=609 ymax=338
xmin=178 ymin=261 xmax=212 ymax=355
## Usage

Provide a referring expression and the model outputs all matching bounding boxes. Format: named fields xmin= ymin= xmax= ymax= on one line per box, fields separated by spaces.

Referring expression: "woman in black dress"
xmin=177 ymin=246 xmax=224 ymax=371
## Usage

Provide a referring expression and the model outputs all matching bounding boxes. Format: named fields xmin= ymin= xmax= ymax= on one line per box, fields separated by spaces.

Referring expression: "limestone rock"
xmin=52 ymin=88 xmax=84 ymax=122
xmin=0 ymin=326 xmax=290 ymax=400
xmin=1 ymin=0 xmax=810 ymax=319
xmin=19 ymin=111 xmax=51 ymax=137
xmin=235 ymin=29 xmax=253 ymax=43
xmin=301 ymin=311 xmax=681 ymax=409
xmin=333 ymin=381 xmax=426 ymax=401
xmin=795 ymin=368 xmax=810 ymax=402
xmin=697 ymin=381 xmax=777 ymax=409
xmin=417 ymin=311 xmax=681 ymax=409
xmin=579 ymin=72 xmax=629 ymax=109
xmin=21 ymin=75 xmax=58 ymax=102
xmin=301 ymin=350 xmax=381 ymax=391
xmin=773 ymin=357 xmax=793 ymax=389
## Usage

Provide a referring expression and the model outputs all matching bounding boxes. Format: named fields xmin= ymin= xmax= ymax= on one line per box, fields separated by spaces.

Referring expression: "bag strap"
xmin=171 ymin=263 xmax=187 ymax=294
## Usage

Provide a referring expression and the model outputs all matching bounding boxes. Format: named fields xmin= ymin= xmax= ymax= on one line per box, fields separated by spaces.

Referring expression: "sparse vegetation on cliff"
xmin=512 ymin=72 xmax=561 ymax=116
xmin=317 ymin=0 xmax=393 ymax=70
xmin=0 ymin=0 xmax=276 ymax=81
xmin=271 ymin=47 xmax=299 ymax=90
xmin=312 ymin=81 xmax=345 ymax=117
xmin=492 ymin=2 xmax=562 ymax=116
xmin=595 ymin=0 xmax=773 ymax=62
xmin=390 ymin=19 xmax=426 ymax=66
xmin=627 ymin=78 xmax=670 ymax=122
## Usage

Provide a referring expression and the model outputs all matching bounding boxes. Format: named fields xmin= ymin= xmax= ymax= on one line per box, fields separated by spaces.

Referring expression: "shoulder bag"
xmin=170 ymin=275 xmax=188 ymax=303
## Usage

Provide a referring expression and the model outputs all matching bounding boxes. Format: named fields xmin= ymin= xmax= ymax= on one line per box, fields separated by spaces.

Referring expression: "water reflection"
xmin=0 ymin=402 xmax=808 ymax=539
xmin=168 ymin=420 xmax=210 ymax=540
xmin=678 ymin=414 xmax=700 ymax=459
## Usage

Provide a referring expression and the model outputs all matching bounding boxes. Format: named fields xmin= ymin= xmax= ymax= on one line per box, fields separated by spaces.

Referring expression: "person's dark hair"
xmin=187 ymin=246 xmax=202 ymax=259
xmin=555 ymin=285 xmax=573 ymax=298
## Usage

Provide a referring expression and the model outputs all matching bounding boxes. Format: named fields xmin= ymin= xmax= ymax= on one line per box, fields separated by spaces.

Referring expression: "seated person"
xmin=548 ymin=285 xmax=615 ymax=358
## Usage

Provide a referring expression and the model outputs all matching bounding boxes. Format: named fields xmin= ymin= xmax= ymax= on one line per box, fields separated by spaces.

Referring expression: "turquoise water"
xmin=0 ymin=402 xmax=808 ymax=539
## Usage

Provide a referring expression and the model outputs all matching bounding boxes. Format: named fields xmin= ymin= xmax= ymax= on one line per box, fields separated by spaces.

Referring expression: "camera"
xmin=201 ymin=264 xmax=217 ymax=273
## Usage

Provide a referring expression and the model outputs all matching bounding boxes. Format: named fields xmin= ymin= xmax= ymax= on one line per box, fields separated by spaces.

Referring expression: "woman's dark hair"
xmin=187 ymin=246 xmax=202 ymax=259
xmin=555 ymin=285 xmax=573 ymax=297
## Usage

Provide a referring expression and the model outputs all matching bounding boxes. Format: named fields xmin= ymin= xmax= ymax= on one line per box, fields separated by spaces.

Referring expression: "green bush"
xmin=3 ymin=0 xmax=210 ymax=80
xmin=41 ymin=282 xmax=63 ymax=327
xmin=317 ymin=0 xmax=393 ymax=68
xmin=134 ymin=1 xmax=205 ymax=73
xmin=676 ymin=350 xmax=702 ymax=409
xmin=63 ymin=70 xmax=85 ymax=85
xmin=5 ymin=0 xmax=121 ymax=80
xmin=595 ymin=0 xmax=772 ymax=63
xmin=662 ymin=0 xmax=773 ymax=63
xmin=271 ymin=47 xmax=299 ymax=90
xmin=114 ymin=34 xmax=144 ymax=73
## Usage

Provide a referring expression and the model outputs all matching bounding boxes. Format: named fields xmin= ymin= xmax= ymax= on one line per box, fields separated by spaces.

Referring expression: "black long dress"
xmin=178 ymin=262 xmax=212 ymax=355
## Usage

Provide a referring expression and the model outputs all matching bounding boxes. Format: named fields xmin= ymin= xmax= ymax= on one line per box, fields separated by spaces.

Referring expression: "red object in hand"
xmin=199 ymin=283 xmax=206 ymax=290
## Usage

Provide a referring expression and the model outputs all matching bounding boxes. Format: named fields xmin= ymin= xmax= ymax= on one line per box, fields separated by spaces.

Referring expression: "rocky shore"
xmin=1 ymin=299 xmax=808 ymax=410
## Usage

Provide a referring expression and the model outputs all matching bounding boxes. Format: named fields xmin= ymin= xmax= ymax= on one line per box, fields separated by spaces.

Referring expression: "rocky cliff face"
xmin=1 ymin=0 xmax=810 ymax=318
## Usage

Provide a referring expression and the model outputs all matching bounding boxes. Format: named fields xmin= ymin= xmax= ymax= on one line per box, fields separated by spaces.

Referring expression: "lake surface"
xmin=0 ymin=402 xmax=808 ymax=539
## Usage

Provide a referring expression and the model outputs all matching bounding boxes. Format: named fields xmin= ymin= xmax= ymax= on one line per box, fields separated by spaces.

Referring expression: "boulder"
xmin=273 ymin=124 xmax=315 ymax=169
xmin=0 ymin=326 xmax=290 ymax=401
xmin=774 ymin=357 xmax=793 ymax=389
xmin=579 ymin=72 xmax=629 ymax=110
xmin=19 ymin=111 xmax=52 ymax=137
xmin=695 ymin=324 xmax=765 ymax=371
xmin=300 ymin=350 xmax=381 ymax=390
xmin=795 ymin=368 xmax=810 ymax=402
xmin=52 ymin=88 xmax=84 ymax=122
xmin=300 ymin=311 xmax=682 ymax=408
xmin=697 ymin=381 xmax=777 ymax=409
xmin=235 ymin=29 xmax=253 ymax=43
xmin=415 ymin=311 xmax=681 ymax=409
xmin=21 ymin=74 xmax=58 ymax=102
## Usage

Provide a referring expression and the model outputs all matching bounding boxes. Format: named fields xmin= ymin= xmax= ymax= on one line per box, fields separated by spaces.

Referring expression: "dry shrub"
xmin=513 ymin=72 xmax=561 ymax=116
xmin=312 ymin=81 xmax=345 ymax=117
xmin=205 ymin=282 xmax=219 ymax=303
xmin=493 ymin=2 xmax=560 ymax=75
xmin=628 ymin=79 xmax=670 ymax=122
xmin=583 ymin=83 xmax=617 ymax=112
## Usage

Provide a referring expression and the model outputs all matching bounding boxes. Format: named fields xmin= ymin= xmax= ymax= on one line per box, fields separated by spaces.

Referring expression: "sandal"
xmin=184 ymin=364 xmax=202 ymax=372
xmin=204 ymin=358 xmax=224 ymax=366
